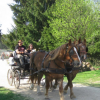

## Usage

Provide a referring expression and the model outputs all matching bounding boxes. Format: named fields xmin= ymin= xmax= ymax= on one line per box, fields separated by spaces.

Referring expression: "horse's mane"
xmin=48 ymin=43 xmax=67 ymax=61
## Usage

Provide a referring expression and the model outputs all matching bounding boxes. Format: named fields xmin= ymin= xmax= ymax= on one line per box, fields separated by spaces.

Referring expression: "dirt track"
xmin=0 ymin=59 xmax=100 ymax=100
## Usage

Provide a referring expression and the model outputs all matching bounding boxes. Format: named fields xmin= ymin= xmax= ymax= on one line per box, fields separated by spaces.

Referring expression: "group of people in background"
xmin=0 ymin=52 xmax=5 ymax=61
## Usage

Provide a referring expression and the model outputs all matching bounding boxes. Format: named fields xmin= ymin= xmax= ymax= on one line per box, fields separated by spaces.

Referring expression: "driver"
xmin=15 ymin=40 xmax=27 ymax=68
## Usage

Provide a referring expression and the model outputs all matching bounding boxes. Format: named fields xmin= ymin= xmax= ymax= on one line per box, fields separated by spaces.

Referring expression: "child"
xmin=9 ymin=53 xmax=16 ymax=66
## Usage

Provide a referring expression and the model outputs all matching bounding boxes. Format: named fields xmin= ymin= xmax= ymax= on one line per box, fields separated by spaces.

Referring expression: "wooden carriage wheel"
xmin=7 ymin=69 xmax=14 ymax=86
xmin=14 ymin=70 xmax=20 ymax=89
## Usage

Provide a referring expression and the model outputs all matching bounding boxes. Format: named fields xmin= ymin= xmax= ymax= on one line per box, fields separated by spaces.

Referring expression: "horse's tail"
xmin=29 ymin=52 xmax=37 ymax=78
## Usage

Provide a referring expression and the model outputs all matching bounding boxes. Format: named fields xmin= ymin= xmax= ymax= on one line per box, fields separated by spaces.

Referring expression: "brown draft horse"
xmin=29 ymin=39 xmax=81 ymax=100
xmin=52 ymin=39 xmax=87 ymax=99
xmin=63 ymin=39 xmax=87 ymax=99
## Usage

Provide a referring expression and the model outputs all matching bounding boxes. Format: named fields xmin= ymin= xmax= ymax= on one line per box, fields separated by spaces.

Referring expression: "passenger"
xmin=8 ymin=53 xmax=16 ymax=66
xmin=15 ymin=40 xmax=27 ymax=68
xmin=26 ymin=43 xmax=36 ymax=64
xmin=27 ymin=43 xmax=36 ymax=53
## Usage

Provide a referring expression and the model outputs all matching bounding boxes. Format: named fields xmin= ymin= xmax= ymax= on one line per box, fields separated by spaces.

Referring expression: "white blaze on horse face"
xmin=73 ymin=47 xmax=81 ymax=65
xmin=84 ymin=54 xmax=86 ymax=59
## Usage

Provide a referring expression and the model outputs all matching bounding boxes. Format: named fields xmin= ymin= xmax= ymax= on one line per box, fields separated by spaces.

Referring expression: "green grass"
xmin=63 ymin=70 xmax=100 ymax=88
xmin=93 ymin=65 xmax=100 ymax=68
xmin=0 ymin=87 xmax=32 ymax=100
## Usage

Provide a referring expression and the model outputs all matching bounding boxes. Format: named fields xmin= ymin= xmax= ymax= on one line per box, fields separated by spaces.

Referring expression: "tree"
xmin=39 ymin=0 xmax=100 ymax=51
xmin=0 ymin=25 xmax=7 ymax=49
xmin=2 ymin=0 xmax=55 ymax=50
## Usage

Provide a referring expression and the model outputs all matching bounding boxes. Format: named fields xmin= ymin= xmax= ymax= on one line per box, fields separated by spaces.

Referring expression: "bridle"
xmin=57 ymin=44 xmax=80 ymax=67
xmin=76 ymin=42 xmax=87 ymax=61
xmin=30 ymin=45 xmax=81 ymax=75
xmin=53 ymin=45 xmax=80 ymax=74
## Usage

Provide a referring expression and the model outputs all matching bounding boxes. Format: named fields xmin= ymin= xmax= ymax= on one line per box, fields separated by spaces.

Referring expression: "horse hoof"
xmin=45 ymin=98 xmax=50 ymax=100
xmin=63 ymin=90 xmax=67 ymax=95
xmin=29 ymin=85 xmax=34 ymax=90
xmin=41 ymin=83 xmax=45 ymax=86
xmin=63 ymin=92 xmax=67 ymax=95
xmin=50 ymin=89 xmax=54 ymax=92
xmin=53 ymin=85 xmax=57 ymax=89
xmin=37 ymin=92 xmax=42 ymax=96
xmin=50 ymin=87 xmax=54 ymax=92
xmin=70 ymin=95 xmax=76 ymax=99
xmin=51 ymin=89 xmax=54 ymax=92
xmin=72 ymin=98 xmax=77 ymax=100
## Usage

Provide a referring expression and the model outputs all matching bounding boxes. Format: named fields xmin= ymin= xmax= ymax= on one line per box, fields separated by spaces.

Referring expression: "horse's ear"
xmin=78 ymin=38 xmax=81 ymax=44
xmin=73 ymin=39 xmax=77 ymax=45
xmin=68 ymin=39 xmax=71 ymax=45
xmin=84 ymin=39 xmax=86 ymax=45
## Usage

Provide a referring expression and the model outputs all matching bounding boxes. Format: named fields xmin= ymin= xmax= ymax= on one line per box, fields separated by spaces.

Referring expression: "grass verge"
xmin=63 ymin=70 xmax=100 ymax=88
xmin=0 ymin=87 xmax=33 ymax=100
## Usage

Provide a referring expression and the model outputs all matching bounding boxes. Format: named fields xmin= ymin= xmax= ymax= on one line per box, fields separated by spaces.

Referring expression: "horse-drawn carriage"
xmin=7 ymin=53 xmax=30 ymax=89
xmin=7 ymin=39 xmax=88 ymax=100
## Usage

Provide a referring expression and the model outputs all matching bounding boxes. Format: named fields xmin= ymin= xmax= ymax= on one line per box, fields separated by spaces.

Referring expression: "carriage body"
xmin=7 ymin=54 xmax=30 ymax=89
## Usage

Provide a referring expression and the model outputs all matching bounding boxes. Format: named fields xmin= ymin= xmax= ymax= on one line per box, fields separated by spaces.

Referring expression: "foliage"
xmin=1 ymin=0 xmax=55 ymax=50
xmin=87 ymin=30 xmax=100 ymax=66
xmin=39 ymin=0 xmax=100 ymax=51
xmin=38 ymin=27 xmax=58 ymax=51
xmin=0 ymin=35 xmax=8 ymax=49
xmin=1 ymin=0 xmax=100 ymax=65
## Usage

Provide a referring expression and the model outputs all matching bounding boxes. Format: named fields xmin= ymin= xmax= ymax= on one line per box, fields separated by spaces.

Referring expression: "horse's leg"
xmin=49 ymin=80 xmax=54 ymax=92
xmin=29 ymin=77 xmax=34 ymax=90
xmin=69 ymin=81 xmax=76 ymax=99
xmin=37 ymin=73 xmax=43 ymax=95
xmin=69 ymin=71 xmax=79 ymax=99
xmin=66 ymin=74 xmax=76 ymax=99
xmin=34 ymin=75 xmax=38 ymax=84
xmin=49 ymin=81 xmax=52 ymax=89
xmin=53 ymin=79 xmax=58 ymax=89
xmin=29 ymin=70 xmax=35 ymax=90
xmin=58 ymin=79 xmax=64 ymax=100
xmin=63 ymin=75 xmax=69 ymax=94
xmin=45 ymin=76 xmax=50 ymax=100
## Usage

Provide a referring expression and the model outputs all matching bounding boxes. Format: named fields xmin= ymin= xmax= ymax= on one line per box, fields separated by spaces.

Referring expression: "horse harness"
xmin=30 ymin=46 xmax=81 ymax=75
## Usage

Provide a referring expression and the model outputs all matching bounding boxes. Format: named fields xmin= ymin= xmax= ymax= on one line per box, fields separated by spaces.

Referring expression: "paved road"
xmin=0 ymin=59 xmax=100 ymax=100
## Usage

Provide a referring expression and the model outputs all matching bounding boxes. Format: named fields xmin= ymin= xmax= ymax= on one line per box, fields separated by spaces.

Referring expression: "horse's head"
xmin=48 ymin=39 xmax=81 ymax=67
xmin=76 ymin=38 xmax=87 ymax=61
xmin=62 ymin=39 xmax=81 ymax=67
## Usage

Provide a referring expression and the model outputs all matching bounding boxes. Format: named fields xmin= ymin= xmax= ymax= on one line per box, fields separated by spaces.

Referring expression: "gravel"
xmin=0 ymin=59 xmax=100 ymax=100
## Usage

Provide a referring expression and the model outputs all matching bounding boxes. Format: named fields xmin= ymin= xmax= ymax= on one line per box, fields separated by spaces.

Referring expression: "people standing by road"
xmin=1 ymin=52 xmax=5 ymax=61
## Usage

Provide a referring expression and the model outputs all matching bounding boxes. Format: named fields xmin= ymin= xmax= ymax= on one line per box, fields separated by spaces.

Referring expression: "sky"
xmin=0 ymin=0 xmax=15 ymax=34
xmin=0 ymin=0 xmax=99 ymax=35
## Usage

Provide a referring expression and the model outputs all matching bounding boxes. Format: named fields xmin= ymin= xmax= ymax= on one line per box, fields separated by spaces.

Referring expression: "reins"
xmin=30 ymin=45 xmax=81 ymax=75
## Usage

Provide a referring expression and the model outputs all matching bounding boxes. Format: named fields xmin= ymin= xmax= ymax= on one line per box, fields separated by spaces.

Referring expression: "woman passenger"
xmin=27 ymin=43 xmax=36 ymax=53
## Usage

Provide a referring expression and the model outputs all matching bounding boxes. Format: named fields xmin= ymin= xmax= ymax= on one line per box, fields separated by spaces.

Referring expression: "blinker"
xmin=69 ymin=48 xmax=74 ymax=55
xmin=66 ymin=46 xmax=68 ymax=52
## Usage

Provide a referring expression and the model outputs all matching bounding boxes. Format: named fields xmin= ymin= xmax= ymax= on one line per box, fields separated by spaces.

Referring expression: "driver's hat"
xmin=18 ymin=40 xmax=23 ymax=43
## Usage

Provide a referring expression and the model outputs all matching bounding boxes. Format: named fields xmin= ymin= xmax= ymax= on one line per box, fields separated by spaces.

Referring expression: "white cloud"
xmin=0 ymin=0 xmax=15 ymax=34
